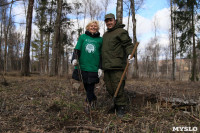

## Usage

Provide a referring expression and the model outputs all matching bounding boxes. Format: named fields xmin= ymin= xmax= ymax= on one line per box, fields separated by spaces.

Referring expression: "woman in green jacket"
xmin=71 ymin=21 xmax=102 ymax=111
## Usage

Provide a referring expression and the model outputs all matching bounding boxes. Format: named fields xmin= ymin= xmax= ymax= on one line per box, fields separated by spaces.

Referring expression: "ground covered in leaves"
xmin=0 ymin=74 xmax=200 ymax=132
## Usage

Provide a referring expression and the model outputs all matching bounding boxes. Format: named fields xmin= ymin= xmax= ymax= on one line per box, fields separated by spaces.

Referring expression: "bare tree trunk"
xmin=66 ymin=51 xmax=69 ymax=75
xmin=23 ymin=0 xmax=27 ymax=17
xmin=45 ymin=0 xmax=54 ymax=74
xmin=15 ymin=34 xmax=20 ymax=71
xmin=191 ymin=5 xmax=197 ymax=81
xmin=20 ymin=35 xmax=23 ymax=71
xmin=40 ymin=30 xmax=44 ymax=74
xmin=3 ymin=21 xmax=8 ymax=74
xmin=166 ymin=59 xmax=169 ymax=77
xmin=21 ymin=0 xmax=34 ymax=76
xmin=61 ymin=47 xmax=66 ymax=76
xmin=130 ymin=0 xmax=138 ymax=78
xmin=88 ymin=0 xmax=93 ymax=20
xmin=7 ymin=29 xmax=14 ymax=71
xmin=179 ymin=55 xmax=182 ymax=81
xmin=116 ymin=0 xmax=123 ymax=24
xmin=102 ymin=0 xmax=110 ymax=32
xmin=83 ymin=0 xmax=88 ymax=33
xmin=58 ymin=31 xmax=62 ymax=76
xmin=0 ymin=16 xmax=2 ymax=71
xmin=171 ymin=0 xmax=176 ymax=81
xmin=127 ymin=4 xmax=131 ymax=31
xmin=4 ymin=0 xmax=13 ymax=74
xmin=50 ymin=0 xmax=63 ymax=76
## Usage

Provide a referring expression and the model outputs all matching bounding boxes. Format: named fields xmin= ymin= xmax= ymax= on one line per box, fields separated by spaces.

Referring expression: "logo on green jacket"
xmin=85 ymin=44 xmax=96 ymax=53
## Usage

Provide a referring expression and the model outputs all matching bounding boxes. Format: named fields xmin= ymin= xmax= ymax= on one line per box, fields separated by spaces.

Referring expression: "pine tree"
xmin=173 ymin=0 xmax=200 ymax=81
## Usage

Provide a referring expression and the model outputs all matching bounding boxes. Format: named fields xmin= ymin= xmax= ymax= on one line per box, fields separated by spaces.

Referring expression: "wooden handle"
xmin=114 ymin=42 xmax=139 ymax=98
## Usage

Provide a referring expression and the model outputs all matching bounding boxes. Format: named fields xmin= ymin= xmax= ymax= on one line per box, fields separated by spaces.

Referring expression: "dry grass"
xmin=0 ymin=74 xmax=200 ymax=132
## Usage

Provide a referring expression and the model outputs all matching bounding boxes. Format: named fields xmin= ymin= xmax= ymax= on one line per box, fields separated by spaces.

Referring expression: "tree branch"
xmin=0 ymin=0 xmax=23 ymax=7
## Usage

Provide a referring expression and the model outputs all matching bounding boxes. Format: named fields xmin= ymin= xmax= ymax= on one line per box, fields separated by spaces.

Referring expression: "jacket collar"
xmin=85 ymin=31 xmax=100 ymax=37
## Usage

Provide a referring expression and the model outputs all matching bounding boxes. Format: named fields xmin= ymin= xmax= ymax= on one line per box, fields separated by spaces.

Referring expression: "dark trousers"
xmin=84 ymin=83 xmax=97 ymax=103
xmin=104 ymin=70 xmax=128 ymax=106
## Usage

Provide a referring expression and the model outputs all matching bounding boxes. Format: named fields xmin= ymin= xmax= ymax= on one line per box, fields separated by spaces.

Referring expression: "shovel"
xmin=113 ymin=42 xmax=139 ymax=104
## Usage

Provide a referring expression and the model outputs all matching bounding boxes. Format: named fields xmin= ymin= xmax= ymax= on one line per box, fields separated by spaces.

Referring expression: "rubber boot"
xmin=84 ymin=102 xmax=91 ymax=114
xmin=117 ymin=106 xmax=125 ymax=117
xmin=107 ymin=104 xmax=117 ymax=114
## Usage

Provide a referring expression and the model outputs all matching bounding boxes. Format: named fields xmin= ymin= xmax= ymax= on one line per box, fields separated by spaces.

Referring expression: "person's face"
xmin=105 ymin=18 xmax=116 ymax=29
xmin=88 ymin=23 xmax=98 ymax=34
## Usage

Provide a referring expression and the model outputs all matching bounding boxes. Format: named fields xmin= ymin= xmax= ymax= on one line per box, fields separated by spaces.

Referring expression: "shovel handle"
xmin=113 ymin=42 xmax=139 ymax=98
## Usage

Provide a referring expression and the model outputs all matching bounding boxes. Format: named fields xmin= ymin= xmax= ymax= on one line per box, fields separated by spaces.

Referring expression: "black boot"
xmin=117 ymin=106 xmax=125 ymax=117
xmin=107 ymin=104 xmax=117 ymax=114
xmin=84 ymin=102 xmax=91 ymax=114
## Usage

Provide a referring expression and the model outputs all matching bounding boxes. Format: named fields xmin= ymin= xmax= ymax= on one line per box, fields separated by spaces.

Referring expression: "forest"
xmin=0 ymin=0 xmax=200 ymax=132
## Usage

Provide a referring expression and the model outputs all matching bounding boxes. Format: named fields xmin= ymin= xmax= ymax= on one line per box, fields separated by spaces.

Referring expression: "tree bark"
xmin=0 ymin=13 xmax=2 ymax=71
xmin=21 ymin=0 xmax=34 ymax=76
xmin=191 ymin=4 xmax=197 ymax=81
xmin=102 ymin=0 xmax=110 ymax=33
xmin=116 ymin=0 xmax=123 ymax=24
xmin=4 ymin=0 xmax=13 ymax=74
xmin=50 ymin=0 xmax=63 ymax=76
xmin=40 ymin=30 xmax=44 ymax=73
xmin=130 ymin=0 xmax=138 ymax=78
xmin=46 ymin=0 xmax=53 ymax=74
xmin=127 ymin=4 xmax=131 ymax=31
xmin=171 ymin=0 xmax=176 ymax=81
xmin=83 ymin=0 xmax=88 ymax=33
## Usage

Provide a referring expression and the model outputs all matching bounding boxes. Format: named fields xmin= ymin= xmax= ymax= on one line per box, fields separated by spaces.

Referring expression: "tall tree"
xmin=35 ymin=0 xmax=48 ymax=74
xmin=125 ymin=0 xmax=144 ymax=31
xmin=0 ymin=20 xmax=2 ymax=70
xmin=144 ymin=38 xmax=160 ymax=77
xmin=87 ymin=0 xmax=102 ymax=20
xmin=3 ymin=0 xmax=13 ymax=74
xmin=130 ymin=0 xmax=138 ymax=78
xmin=73 ymin=0 xmax=83 ymax=38
xmin=7 ymin=25 xmax=17 ymax=71
xmin=0 ymin=2 xmax=5 ymax=70
xmin=171 ymin=0 xmax=176 ymax=81
xmin=116 ymin=0 xmax=123 ymax=24
xmin=102 ymin=0 xmax=111 ymax=32
xmin=50 ymin=0 xmax=63 ymax=76
xmin=21 ymin=0 xmax=34 ymax=76
xmin=82 ymin=0 xmax=88 ymax=33
xmin=173 ymin=0 xmax=200 ymax=81
xmin=123 ymin=0 xmax=144 ymax=78
xmin=45 ymin=0 xmax=55 ymax=74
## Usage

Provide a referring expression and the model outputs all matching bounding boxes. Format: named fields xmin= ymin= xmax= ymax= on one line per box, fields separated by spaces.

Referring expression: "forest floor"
xmin=0 ymin=73 xmax=200 ymax=133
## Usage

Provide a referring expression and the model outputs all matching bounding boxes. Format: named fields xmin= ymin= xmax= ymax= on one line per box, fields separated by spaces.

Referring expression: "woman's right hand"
xmin=72 ymin=59 xmax=78 ymax=66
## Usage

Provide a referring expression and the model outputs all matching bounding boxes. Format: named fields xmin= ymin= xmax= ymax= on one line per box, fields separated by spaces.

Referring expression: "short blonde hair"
xmin=86 ymin=21 xmax=100 ymax=31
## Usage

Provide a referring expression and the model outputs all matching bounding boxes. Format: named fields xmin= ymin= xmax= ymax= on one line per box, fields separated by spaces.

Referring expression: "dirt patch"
xmin=0 ymin=75 xmax=200 ymax=132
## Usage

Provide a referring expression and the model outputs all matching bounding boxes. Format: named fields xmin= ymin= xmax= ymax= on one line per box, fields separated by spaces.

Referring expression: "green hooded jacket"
xmin=102 ymin=21 xmax=134 ymax=70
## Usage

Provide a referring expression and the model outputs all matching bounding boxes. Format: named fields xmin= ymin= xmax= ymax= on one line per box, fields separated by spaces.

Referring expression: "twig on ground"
xmin=65 ymin=126 xmax=102 ymax=131
xmin=103 ymin=120 xmax=112 ymax=133
xmin=188 ymin=114 xmax=200 ymax=122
